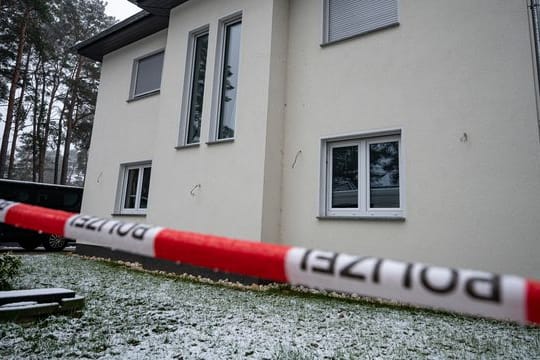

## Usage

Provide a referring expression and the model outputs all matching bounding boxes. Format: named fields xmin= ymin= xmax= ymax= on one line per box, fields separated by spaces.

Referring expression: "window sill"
xmin=175 ymin=143 xmax=200 ymax=150
xmin=111 ymin=213 xmax=147 ymax=217
xmin=206 ymin=138 xmax=235 ymax=146
xmin=126 ymin=90 xmax=160 ymax=103
xmin=317 ymin=215 xmax=405 ymax=221
xmin=320 ymin=23 xmax=399 ymax=48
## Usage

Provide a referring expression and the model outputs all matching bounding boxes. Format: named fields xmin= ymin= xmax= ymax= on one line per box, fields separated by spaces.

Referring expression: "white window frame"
xmin=129 ymin=49 xmax=165 ymax=100
xmin=116 ymin=162 xmax=152 ymax=215
xmin=178 ymin=25 xmax=210 ymax=147
xmin=208 ymin=11 xmax=243 ymax=143
xmin=319 ymin=129 xmax=405 ymax=219
xmin=321 ymin=0 xmax=400 ymax=45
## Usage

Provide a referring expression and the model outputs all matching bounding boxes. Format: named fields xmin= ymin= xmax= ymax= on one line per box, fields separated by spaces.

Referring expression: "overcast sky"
xmin=105 ymin=0 xmax=141 ymax=21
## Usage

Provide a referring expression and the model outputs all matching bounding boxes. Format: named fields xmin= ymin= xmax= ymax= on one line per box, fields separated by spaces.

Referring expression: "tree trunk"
xmin=60 ymin=57 xmax=82 ymax=185
xmin=36 ymin=61 xmax=47 ymax=182
xmin=31 ymin=60 xmax=41 ymax=182
xmin=60 ymin=103 xmax=74 ymax=185
xmin=38 ymin=79 xmax=59 ymax=182
xmin=8 ymin=47 xmax=32 ymax=178
xmin=0 ymin=6 xmax=30 ymax=177
xmin=67 ymin=104 xmax=80 ymax=183
xmin=38 ymin=62 xmax=61 ymax=182
xmin=55 ymin=59 xmax=79 ymax=184
xmin=53 ymin=101 xmax=66 ymax=184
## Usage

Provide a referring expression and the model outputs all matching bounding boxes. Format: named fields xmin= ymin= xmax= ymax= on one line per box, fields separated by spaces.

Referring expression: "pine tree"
xmin=0 ymin=0 xmax=115 ymax=184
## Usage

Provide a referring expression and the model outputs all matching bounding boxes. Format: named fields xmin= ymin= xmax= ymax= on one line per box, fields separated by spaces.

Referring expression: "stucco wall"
xmin=83 ymin=0 xmax=540 ymax=277
xmin=260 ymin=0 xmax=289 ymax=245
xmin=145 ymin=0 xmax=283 ymax=241
xmin=281 ymin=0 xmax=540 ymax=277
xmin=82 ymin=30 xmax=167 ymax=224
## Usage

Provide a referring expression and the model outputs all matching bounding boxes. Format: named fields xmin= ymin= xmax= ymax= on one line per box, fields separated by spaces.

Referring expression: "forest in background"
xmin=0 ymin=0 xmax=116 ymax=186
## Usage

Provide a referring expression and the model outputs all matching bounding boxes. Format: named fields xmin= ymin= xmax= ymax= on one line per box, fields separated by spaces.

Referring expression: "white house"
xmin=76 ymin=0 xmax=540 ymax=278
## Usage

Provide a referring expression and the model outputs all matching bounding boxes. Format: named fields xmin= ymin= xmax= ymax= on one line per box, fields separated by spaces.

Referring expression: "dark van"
xmin=0 ymin=179 xmax=83 ymax=251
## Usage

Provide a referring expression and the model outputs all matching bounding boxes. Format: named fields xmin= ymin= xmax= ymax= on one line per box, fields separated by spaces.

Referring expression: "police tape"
xmin=1 ymin=199 xmax=538 ymax=325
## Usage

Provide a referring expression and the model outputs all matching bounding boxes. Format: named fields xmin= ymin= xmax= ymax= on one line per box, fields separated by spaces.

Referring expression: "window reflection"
xmin=369 ymin=141 xmax=399 ymax=208
xmin=187 ymin=33 xmax=208 ymax=144
xmin=64 ymin=192 xmax=79 ymax=207
xmin=332 ymin=146 xmax=358 ymax=208
xmin=134 ymin=52 xmax=164 ymax=97
xmin=218 ymin=21 xmax=241 ymax=139
xmin=124 ymin=168 xmax=139 ymax=209
xmin=140 ymin=167 xmax=151 ymax=209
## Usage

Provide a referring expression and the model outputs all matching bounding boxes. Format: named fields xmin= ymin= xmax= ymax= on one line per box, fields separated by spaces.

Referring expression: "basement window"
xmin=320 ymin=131 xmax=404 ymax=219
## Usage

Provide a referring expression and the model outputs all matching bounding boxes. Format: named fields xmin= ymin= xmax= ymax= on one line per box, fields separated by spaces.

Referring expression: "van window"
xmin=64 ymin=192 xmax=80 ymax=208
xmin=16 ymin=190 xmax=30 ymax=202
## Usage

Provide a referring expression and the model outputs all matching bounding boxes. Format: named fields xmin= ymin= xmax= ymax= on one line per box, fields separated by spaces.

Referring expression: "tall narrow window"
xmin=210 ymin=14 xmax=242 ymax=142
xmin=179 ymin=27 xmax=209 ymax=147
xmin=118 ymin=162 xmax=152 ymax=215
xmin=187 ymin=33 xmax=208 ymax=144
xmin=218 ymin=20 xmax=241 ymax=139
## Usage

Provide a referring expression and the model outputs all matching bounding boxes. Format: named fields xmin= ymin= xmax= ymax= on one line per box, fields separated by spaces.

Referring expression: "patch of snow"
xmin=0 ymin=301 xmax=37 ymax=308
xmin=0 ymin=288 xmax=73 ymax=297
xmin=0 ymin=254 xmax=538 ymax=359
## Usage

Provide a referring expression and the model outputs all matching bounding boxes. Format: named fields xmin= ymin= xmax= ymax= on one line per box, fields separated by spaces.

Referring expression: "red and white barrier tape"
xmin=1 ymin=199 xmax=538 ymax=325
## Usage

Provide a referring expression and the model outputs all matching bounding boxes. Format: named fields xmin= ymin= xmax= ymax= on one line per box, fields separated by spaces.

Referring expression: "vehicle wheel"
xmin=42 ymin=234 xmax=67 ymax=251
xmin=18 ymin=238 xmax=41 ymax=251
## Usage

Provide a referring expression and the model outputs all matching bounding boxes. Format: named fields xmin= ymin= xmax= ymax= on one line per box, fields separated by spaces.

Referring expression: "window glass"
xmin=323 ymin=134 xmax=402 ymax=218
xmin=41 ymin=190 xmax=63 ymax=208
xmin=332 ymin=146 xmax=358 ymax=208
xmin=218 ymin=21 xmax=242 ymax=139
xmin=119 ymin=163 xmax=152 ymax=214
xmin=63 ymin=192 xmax=79 ymax=208
xmin=37 ymin=193 xmax=49 ymax=205
xmin=17 ymin=190 xmax=30 ymax=203
xmin=134 ymin=51 xmax=164 ymax=97
xmin=187 ymin=33 xmax=209 ymax=144
xmin=0 ymin=187 xmax=11 ymax=199
xmin=140 ymin=167 xmax=151 ymax=209
xmin=369 ymin=141 xmax=399 ymax=208
xmin=124 ymin=168 xmax=139 ymax=209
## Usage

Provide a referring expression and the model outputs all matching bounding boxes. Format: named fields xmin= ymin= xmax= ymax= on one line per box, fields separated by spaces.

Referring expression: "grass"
xmin=0 ymin=253 xmax=539 ymax=359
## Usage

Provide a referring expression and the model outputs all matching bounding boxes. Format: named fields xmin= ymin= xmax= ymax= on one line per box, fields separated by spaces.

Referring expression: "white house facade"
xmin=76 ymin=0 xmax=540 ymax=278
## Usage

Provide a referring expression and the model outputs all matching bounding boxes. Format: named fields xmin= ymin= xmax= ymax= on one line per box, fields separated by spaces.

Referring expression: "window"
xmin=179 ymin=26 xmax=209 ymax=146
xmin=118 ymin=163 xmax=152 ymax=215
xmin=323 ymin=0 xmax=399 ymax=44
xmin=210 ymin=13 xmax=242 ymax=142
xmin=320 ymin=131 xmax=403 ymax=218
xmin=130 ymin=50 xmax=164 ymax=99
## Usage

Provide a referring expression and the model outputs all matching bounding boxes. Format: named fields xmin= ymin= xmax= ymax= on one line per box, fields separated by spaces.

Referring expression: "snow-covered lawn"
xmin=1 ymin=254 xmax=539 ymax=359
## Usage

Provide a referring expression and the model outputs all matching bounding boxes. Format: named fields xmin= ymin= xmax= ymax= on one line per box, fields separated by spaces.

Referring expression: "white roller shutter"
xmin=327 ymin=0 xmax=399 ymax=43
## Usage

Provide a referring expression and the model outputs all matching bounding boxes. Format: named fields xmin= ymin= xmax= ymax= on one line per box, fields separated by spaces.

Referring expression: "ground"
xmin=1 ymin=253 xmax=539 ymax=359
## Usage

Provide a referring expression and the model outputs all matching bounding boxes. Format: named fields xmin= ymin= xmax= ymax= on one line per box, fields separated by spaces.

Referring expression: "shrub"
xmin=0 ymin=253 xmax=22 ymax=290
